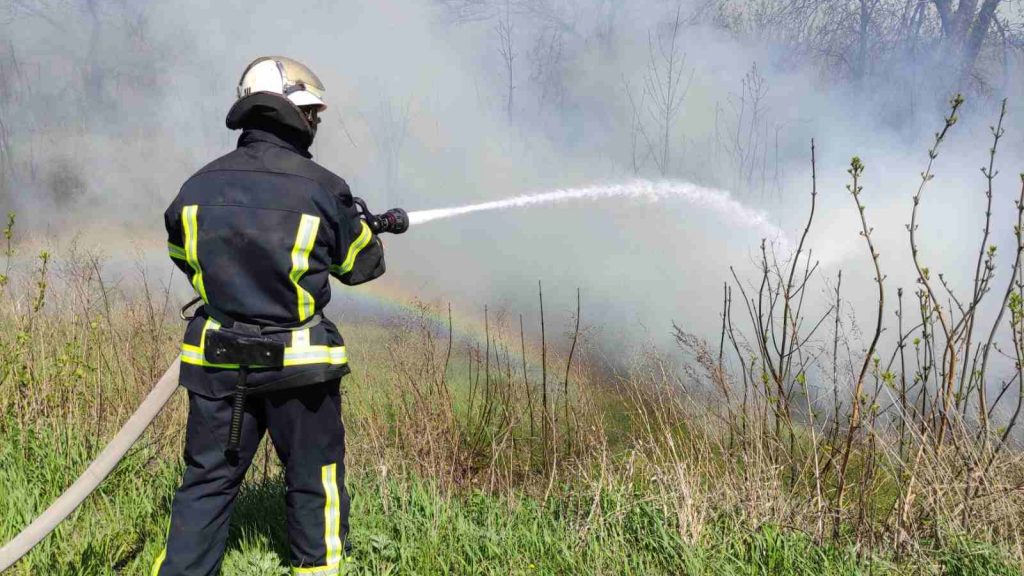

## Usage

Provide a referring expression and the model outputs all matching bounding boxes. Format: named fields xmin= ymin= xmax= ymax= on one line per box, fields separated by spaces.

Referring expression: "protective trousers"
xmin=152 ymin=381 xmax=350 ymax=576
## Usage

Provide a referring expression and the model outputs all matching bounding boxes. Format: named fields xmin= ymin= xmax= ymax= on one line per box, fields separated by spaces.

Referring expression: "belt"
xmin=200 ymin=303 xmax=323 ymax=335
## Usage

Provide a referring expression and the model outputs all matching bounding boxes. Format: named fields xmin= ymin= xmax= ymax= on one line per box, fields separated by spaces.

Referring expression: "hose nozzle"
xmin=353 ymin=197 xmax=409 ymax=235
xmin=374 ymin=208 xmax=409 ymax=235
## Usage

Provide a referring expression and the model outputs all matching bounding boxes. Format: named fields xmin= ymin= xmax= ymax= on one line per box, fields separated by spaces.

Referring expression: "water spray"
xmin=404 ymin=179 xmax=790 ymax=249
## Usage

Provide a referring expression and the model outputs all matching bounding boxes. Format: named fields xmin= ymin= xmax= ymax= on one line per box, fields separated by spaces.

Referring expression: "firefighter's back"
xmin=169 ymin=128 xmax=350 ymax=327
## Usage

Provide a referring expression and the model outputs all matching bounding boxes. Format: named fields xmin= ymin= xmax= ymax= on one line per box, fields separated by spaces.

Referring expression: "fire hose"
xmin=0 ymin=360 xmax=182 ymax=571
xmin=0 ymin=200 xmax=406 ymax=571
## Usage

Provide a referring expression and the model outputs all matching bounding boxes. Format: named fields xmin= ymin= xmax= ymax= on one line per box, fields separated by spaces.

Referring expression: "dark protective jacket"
xmin=165 ymin=93 xmax=384 ymax=398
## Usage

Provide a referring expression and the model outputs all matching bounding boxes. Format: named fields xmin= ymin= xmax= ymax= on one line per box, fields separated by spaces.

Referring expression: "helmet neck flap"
xmin=225 ymin=92 xmax=317 ymax=154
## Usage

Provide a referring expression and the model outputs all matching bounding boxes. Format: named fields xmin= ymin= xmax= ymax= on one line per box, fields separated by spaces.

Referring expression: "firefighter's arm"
xmin=329 ymin=194 xmax=386 ymax=286
xmin=164 ymin=202 xmax=193 ymax=277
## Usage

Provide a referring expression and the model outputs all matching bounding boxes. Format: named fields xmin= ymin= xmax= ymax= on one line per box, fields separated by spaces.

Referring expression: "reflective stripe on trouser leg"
xmin=289 ymin=463 xmax=343 ymax=575
xmin=292 ymin=561 xmax=344 ymax=569
xmin=264 ymin=382 xmax=349 ymax=572
xmin=322 ymin=463 xmax=343 ymax=564
xmin=150 ymin=518 xmax=171 ymax=575
xmin=292 ymin=563 xmax=341 ymax=575
xmin=150 ymin=548 xmax=167 ymax=576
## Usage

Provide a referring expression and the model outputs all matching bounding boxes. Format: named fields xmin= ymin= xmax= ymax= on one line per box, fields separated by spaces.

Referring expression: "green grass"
xmin=0 ymin=420 xmax=178 ymax=574
xmin=2 ymin=415 xmax=1020 ymax=575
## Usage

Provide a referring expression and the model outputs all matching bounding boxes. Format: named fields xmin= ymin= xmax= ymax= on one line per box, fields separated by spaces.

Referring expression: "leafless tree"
xmin=698 ymin=0 xmax=1022 ymax=95
xmin=623 ymin=77 xmax=653 ymax=176
xmin=642 ymin=2 xmax=693 ymax=176
xmin=82 ymin=0 xmax=106 ymax=106
xmin=854 ymin=0 xmax=882 ymax=85
xmin=369 ymin=99 xmax=412 ymax=198
xmin=716 ymin=63 xmax=778 ymax=197
xmin=496 ymin=0 xmax=516 ymax=120
xmin=435 ymin=0 xmax=494 ymax=23
xmin=0 ymin=108 xmax=9 ymax=208
xmin=5 ymin=0 xmax=68 ymax=32
xmin=528 ymin=24 xmax=565 ymax=112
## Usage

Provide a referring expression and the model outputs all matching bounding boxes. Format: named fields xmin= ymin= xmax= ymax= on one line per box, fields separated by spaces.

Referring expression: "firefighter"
xmin=153 ymin=56 xmax=391 ymax=575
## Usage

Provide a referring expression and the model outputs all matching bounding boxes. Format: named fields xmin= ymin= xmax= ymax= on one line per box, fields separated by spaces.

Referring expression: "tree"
xmin=496 ymin=0 xmax=516 ymax=120
xmin=932 ymin=0 xmax=1004 ymax=83
xmin=369 ymin=98 xmax=411 ymax=200
xmin=642 ymin=2 xmax=692 ymax=176
xmin=698 ymin=0 xmax=1022 ymax=96
xmin=528 ymin=24 xmax=566 ymax=113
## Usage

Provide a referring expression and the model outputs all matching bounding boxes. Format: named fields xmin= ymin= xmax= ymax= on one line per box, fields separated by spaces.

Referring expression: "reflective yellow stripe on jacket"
xmin=167 ymin=242 xmax=186 ymax=261
xmin=181 ymin=205 xmax=208 ymax=302
xmin=289 ymin=214 xmax=321 ymax=321
xmin=180 ymin=321 xmax=348 ymax=368
xmin=330 ymin=220 xmax=372 ymax=277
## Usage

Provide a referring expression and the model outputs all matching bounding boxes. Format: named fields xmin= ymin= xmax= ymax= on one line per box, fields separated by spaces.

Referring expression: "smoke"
xmin=1 ymin=0 xmax=1022 ymax=356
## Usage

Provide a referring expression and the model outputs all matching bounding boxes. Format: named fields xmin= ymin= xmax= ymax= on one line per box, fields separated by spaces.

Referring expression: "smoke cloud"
xmin=1 ymin=0 xmax=1022 ymax=356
